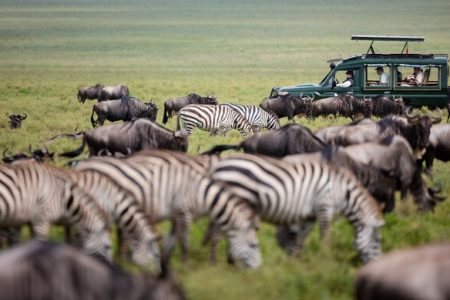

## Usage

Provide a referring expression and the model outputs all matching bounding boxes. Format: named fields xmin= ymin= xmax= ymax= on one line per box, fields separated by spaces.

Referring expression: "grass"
xmin=1 ymin=0 xmax=450 ymax=299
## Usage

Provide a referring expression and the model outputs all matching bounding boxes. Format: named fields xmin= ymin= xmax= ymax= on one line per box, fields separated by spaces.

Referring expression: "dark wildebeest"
xmin=90 ymin=96 xmax=158 ymax=127
xmin=0 ymin=240 xmax=185 ymax=300
xmin=162 ymin=93 xmax=217 ymax=124
xmin=98 ymin=84 xmax=130 ymax=102
xmin=6 ymin=113 xmax=27 ymax=129
xmin=355 ymin=243 xmax=450 ymax=300
xmin=371 ymin=95 xmax=405 ymax=117
xmin=77 ymin=84 xmax=103 ymax=103
xmin=259 ymin=93 xmax=311 ymax=120
xmin=421 ymin=123 xmax=450 ymax=174
xmin=326 ymin=111 xmax=442 ymax=157
xmin=308 ymin=95 xmax=354 ymax=119
xmin=315 ymin=118 xmax=376 ymax=143
xmin=202 ymin=123 xmax=325 ymax=157
xmin=338 ymin=135 xmax=443 ymax=211
xmin=58 ymin=119 xmax=188 ymax=158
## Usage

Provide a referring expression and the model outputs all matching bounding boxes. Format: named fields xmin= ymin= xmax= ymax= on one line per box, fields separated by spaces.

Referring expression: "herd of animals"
xmin=2 ymin=82 xmax=450 ymax=299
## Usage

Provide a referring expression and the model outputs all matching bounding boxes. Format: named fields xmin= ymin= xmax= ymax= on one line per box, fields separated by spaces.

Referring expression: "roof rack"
xmin=351 ymin=35 xmax=425 ymax=55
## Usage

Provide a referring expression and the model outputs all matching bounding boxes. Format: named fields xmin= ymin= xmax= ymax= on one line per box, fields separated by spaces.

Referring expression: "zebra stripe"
xmin=0 ymin=161 xmax=112 ymax=260
xmin=209 ymin=153 xmax=384 ymax=263
xmin=178 ymin=104 xmax=253 ymax=136
xmin=73 ymin=150 xmax=261 ymax=268
xmin=221 ymin=103 xmax=280 ymax=132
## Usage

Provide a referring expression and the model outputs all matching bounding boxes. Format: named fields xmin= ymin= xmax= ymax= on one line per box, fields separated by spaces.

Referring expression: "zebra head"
xmin=130 ymin=233 xmax=162 ymax=272
xmin=226 ymin=214 xmax=262 ymax=269
xmin=81 ymin=224 xmax=113 ymax=262
xmin=233 ymin=113 xmax=254 ymax=137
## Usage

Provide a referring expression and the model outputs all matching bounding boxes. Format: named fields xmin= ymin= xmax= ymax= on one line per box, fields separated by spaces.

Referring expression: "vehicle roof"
xmin=338 ymin=53 xmax=448 ymax=68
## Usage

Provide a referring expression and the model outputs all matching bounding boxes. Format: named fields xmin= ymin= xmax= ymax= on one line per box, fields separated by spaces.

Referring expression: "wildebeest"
xmin=98 ymin=84 xmax=130 ymax=102
xmin=162 ymin=93 xmax=218 ymax=124
xmin=77 ymin=84 xmax=103 ymax=103
xmin=308 ymin=95 xmax=353 ymax=119
xmin=323 ymin=111 xmax=442 ymax=157
xmin=6 ymin=113 xmax=27 ymax=129
xmin=421 ymin=123 xmax=450 ymax=174
xmin=202 ymin=123 xmax=325 ymax=157
xmin=0 ymin=240 xmax=185 ymax=300
xmin=90 ymin=96 xmax=158 ymax=127
xmin=57 ymin=119 xmax=188 ymax=158
xmin=338 ymin=135 xmax=442 ymax=211
xmin=355 ymin=243 xmax=450 ymax=300
xmin=371 ymin=96 xmax=405 ymax=117
xmin=259 ymin=93 xmax=311 ymax=120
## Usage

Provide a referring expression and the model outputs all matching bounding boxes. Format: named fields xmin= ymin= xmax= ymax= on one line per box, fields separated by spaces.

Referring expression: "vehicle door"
xmin=363 ymin=64 xmax=393 ymax=98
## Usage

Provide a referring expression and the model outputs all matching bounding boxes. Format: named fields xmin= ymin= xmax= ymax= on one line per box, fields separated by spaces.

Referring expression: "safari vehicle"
xmin=270 ymin=35 xmax=449 ymax=108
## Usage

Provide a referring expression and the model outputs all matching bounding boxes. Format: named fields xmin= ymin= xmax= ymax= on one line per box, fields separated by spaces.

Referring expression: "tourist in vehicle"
xmin=375 ymin=66 xmax=389 ymax=85
xmin=405 ymin=67 xmax=424 ymax=85
xmin=336 ymin=70 xmax=354 ymax=87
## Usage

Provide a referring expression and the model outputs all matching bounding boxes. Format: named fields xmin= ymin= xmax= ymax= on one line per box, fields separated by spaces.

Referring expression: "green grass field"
xmin=1 ymin=0 xmax=450 ymax=299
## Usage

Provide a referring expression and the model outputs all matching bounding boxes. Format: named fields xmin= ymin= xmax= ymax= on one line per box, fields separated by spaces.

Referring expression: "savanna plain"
xmin=0 ymin=0 xmax=450 ymax=299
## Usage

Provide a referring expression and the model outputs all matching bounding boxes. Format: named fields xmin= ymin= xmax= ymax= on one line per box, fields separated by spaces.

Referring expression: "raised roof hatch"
xmin=351 ymin=35 xmax=425 ymax=54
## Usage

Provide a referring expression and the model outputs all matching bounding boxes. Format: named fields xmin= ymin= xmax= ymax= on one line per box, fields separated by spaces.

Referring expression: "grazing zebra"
xmin=72 ymin=150 xmax=262 ymax=268
xmin=209 ymin=153 xmax=384 ymax=263
xmin=221 ymin=103 xmax=281 ymax=132
xmin=0 ymin=161 xmax=112 ymax=260
xmin=177 ymin=104 xmax=254 ymax=136
xmin=63 ymin=169 xmax=161 ymax=269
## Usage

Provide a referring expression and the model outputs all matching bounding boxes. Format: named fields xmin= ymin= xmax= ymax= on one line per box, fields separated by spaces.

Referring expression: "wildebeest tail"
xmin=59 ymin=140 xmax=87 ymax=158
xmin=200 ymin=144 xmax=242 ymax=155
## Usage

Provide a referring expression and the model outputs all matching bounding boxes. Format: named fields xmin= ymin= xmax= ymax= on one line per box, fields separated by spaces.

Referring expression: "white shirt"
xmin=379 ymin=72 xmax=389 ymax=85
xmin=337 ymin=78 xmax=353 ymax=88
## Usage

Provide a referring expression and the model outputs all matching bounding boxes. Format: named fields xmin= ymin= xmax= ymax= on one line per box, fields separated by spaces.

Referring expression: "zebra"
xmin=177 ymin=104 xmax=254 ymax=136
xmin=209 ymin=153 xmax=384 ymax=263
xmin=0 ymin=161 xmax=112 ymax=260
xmin=221 ymin=103 xmax=281 ymax=132
xmin=63 ymin=168 xmax=161 ymax=270
xmin=71 ymin=150 xmax=262 ymax=268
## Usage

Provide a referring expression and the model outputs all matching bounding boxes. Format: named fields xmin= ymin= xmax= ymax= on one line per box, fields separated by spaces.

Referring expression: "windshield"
xmin=319 ymin=68 xmax=335 ymax=85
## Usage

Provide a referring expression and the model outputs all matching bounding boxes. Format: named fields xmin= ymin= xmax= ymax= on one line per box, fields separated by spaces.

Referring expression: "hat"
xmin=345 ymin=70 xmax=353 ymax=75
xmin=375 ymin=66 xmax=384 ymax=71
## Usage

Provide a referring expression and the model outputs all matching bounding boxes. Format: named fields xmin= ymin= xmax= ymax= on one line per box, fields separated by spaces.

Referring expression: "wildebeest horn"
xmin=19 ymin=113 xmax=27 ymax=120
xmin=431 ymin=108 xmax=442 ymax=124
xmin=5 ymin=113 xmax=9 ymax=117
xmin=405 ymin=107 xmax=420 ymax=121
xmin=2 ymin=148 xmax=12 ymax=160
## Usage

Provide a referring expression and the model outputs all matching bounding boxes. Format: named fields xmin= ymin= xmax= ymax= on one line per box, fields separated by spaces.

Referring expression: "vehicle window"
xmin=365 ymin=64 xmax=391 ymax=88
xmin=395 ymin=65 xmax=440 ymax=87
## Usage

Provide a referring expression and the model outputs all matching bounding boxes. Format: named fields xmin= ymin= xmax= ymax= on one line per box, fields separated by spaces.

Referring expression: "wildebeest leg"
xmin=424 ymin=147 xmax=435 ymax=176
xmin=90 ymin=107 xmax=98 ymax=127
xmin=175 ymin=212 xmax=192 ymax=262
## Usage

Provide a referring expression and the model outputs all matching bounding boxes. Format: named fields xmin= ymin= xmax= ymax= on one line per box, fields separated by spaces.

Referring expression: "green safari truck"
xmin=270 ymin=35 xmax=449 ymax=108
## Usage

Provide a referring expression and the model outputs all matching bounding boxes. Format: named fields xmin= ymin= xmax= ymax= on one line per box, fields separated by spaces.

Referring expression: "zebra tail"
xmin=200 ymin=144 xmax=242 ymax=155
xmin=59 ymin=140 xmax=87 ymax=158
